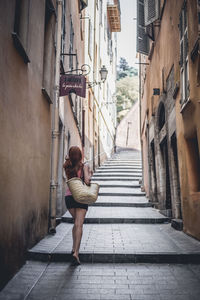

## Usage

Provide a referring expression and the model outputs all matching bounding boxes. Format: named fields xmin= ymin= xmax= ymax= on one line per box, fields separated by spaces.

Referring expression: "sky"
xmin=117 ymin=0 xmax=137 ymax=68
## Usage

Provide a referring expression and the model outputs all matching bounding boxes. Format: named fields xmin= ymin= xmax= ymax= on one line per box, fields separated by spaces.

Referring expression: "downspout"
xmin=49 ymin=0 xmax=63 ymax=234
xmin=139 ymin=54 xmax=144 ymax=190
xmin=92 ymin=1 xmax=97 ymax=171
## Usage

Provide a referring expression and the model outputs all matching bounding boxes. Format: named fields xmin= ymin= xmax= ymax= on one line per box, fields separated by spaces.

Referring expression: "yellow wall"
xmin=141 ymin=0 xmax=200 ymax=239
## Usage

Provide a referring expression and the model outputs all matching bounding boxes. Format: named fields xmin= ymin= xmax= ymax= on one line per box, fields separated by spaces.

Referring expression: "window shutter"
xmin=137 ymin=0 xmax=149 ymax=55
xmin=179 ymin=11 xmax=183 ymax=67
xmin=144 ymin=0 xmax=160 ymax=26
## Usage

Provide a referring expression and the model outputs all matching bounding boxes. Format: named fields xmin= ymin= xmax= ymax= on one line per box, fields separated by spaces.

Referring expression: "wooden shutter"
xmin=144 ymin=0 xmax=160 ymax=26
xmin=137 ymin=0 xmax=149 ymax=55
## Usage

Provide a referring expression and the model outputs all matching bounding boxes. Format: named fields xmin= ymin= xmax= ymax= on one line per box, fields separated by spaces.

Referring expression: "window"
xmin=88 ymin=19 xmax=93 ymax=58
xmin=42 ymin=0 xmax=55 ymax=103
xmin=100 ymin=0 xmax=103 ymax=25
xmin=69 ymin=17 xmax=74 ymax=69
xmin=12 ymin=0 xmax=31 ymax=63
xmin=158 ymin=102 xmax=165 ymax=131
xmin=104 ymin=14 xmax=107 ymax=41
xmin=179 ymin=1 xmax=189 ymax=106
xmin=137 ymin=0 xmax=149 ymax=55
xmin=61 ymin=0 xmax=66 ymax=66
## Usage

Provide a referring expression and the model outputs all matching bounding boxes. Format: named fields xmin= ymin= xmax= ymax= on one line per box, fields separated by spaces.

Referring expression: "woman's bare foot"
xmin=71 ymin=252 xmax=81 ymax=265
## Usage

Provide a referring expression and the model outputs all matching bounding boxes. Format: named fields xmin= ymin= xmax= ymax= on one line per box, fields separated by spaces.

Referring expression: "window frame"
xmin=12 ymin=0 xmax=31 ymax=63
xmin=88 ymin=18 xmax=93 ymax=59
xmin=42 ymin=0 xmax=56 ymax=104
xmin=69 ymin=16 xmax=74 ymax=70
xmin=179 ymin=1 xmax=190 ymax=108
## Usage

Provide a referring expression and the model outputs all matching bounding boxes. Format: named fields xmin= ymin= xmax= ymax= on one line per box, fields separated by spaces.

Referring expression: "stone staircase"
xmin=27 ymin=149 xmax=200 ymax=264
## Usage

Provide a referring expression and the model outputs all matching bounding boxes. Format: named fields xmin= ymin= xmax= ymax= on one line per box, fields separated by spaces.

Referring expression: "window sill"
xmin=11 ymin=32 xmax=30 ymax=64
xmin=180 ymin=98 xmax=191 ymax=113
xmin=42 ymin=88 xmax=53 ymax=104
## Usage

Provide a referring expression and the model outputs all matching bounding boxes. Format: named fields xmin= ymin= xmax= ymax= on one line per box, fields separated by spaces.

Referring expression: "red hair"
xmin=63 ymin=146 xmax=83 ymax=179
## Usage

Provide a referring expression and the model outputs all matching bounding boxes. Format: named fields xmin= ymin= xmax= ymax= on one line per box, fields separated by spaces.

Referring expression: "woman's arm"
xmin=83 ymin=163 xmax=93 ymax=185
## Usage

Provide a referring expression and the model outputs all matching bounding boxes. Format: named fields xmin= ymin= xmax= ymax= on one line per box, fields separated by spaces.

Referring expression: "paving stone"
xmin=27 ymin=223 xmax=200 ymax=263
xmin=1 ymin=263 xmax=200 ymax=300
xmin=2 ymin=149 xmax=200 ymax=299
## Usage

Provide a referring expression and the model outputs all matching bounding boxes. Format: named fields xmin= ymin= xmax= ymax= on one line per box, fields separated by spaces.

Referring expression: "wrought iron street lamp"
xmin=99 ymin=65 xmax=108 ymax=82
xmin=87 ymin=65 xmax=108 ymax=88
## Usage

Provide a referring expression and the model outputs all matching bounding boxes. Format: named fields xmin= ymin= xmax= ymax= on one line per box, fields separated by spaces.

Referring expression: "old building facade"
xmin=83 ymin=0 xmax=120 ymax=168
xmin=0 ymin=0 xmax=120 ymax=289
xmin=137 ymin=0 xmax=200 ymax=239
xmin=56 ymin=0 xmax=120 ymax=217
xmin=0 ymin=0 xmax=57 ymax=288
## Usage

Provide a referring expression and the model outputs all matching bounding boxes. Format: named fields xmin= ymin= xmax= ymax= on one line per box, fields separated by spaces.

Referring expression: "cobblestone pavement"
xmin=28 ymin=223 xmax=200 ymax=256
xmin=1 ymin=149 xmax=200 ymax=299
xmin=1 ymin=262 xmax=200 ymax=300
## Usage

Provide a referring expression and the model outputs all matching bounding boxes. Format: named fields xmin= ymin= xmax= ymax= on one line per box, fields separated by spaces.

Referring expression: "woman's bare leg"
xmin=73 ymin=208 xmax=87 ymax=261
xmin=68 ymin=208 xmax=76 ymax=252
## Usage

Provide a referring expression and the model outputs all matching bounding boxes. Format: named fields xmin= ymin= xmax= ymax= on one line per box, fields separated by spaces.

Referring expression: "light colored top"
xmin=65 ymin=168 xmax=82 ymax=196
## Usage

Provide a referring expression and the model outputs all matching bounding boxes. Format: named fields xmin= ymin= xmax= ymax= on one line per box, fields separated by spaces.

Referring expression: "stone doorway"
xmin=160 ymin=138 xmax=172 ymax=212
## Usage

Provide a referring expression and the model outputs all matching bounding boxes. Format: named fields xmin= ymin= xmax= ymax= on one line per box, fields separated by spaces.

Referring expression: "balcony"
xmin=107 ymin=0 xmax=121 ymax=32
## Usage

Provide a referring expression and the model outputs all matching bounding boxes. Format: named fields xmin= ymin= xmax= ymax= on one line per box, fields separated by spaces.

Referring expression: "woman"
xmin=63 ymin=146 xmax=93 ymax=265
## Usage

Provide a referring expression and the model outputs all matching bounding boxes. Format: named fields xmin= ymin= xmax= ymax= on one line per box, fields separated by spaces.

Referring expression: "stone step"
xmin=27 ymin=223 xmax=200 ymax=263
xmin=99 ymin=166 xmax=142 ymax=170
xmin=91 ymin=181 xmax=141 ymax=188
xmin=92 ymin=177 xmax=140 ymax=181
xmin=105 ymin=158 xmax=141 ymax=161
xmin=92 ymin=195 xmax=151 ymax=207
xmin=95 ymin=169 xmax=142 ymax=174
xmin=104 ymin=162 xmax=142 ymax=165
xmin=98 ymin=187 xmax=145 ymax=196
xmin=91 ymin=201 xmax=152 ymax=207
xmin=92 ymin=173 xmax=142 ymax=178
xmin=102 ymin=165 xmax=142 ymax=169
xmin=61 ymin=207 xmax=169 ymax=224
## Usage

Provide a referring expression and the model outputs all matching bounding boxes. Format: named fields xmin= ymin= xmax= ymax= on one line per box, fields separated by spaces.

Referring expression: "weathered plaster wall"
xmin=141 ymin=0 xmax=200 ymax=239
xmin=0 ymin=0 xmax=53 ymax=288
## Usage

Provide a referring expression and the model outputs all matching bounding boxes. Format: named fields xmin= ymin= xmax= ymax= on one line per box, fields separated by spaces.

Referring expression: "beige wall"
xmin=0 ymin=0 xmax=54 ymax=288
xmin=140 ymin=0 xmax=200 ymax=239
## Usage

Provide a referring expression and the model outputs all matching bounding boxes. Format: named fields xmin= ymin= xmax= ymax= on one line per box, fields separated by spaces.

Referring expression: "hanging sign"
xmin=60 ymin=74 xmax=86 ymax=98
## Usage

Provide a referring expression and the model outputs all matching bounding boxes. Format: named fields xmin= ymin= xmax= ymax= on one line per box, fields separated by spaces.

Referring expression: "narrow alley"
xmin=1 ymin=149 xmax=200 ymax=300
xmin=1 ymin=1 xmax=200 ymax=299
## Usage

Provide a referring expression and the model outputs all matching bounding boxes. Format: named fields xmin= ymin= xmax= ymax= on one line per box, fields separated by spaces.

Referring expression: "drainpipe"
xmin=92 ymin=1 xmax=97 ymax=171
xmin=49 ymin=0 xmax=63 ymax=234
xmin=139 ymin=54 xmax=144 ymax=190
